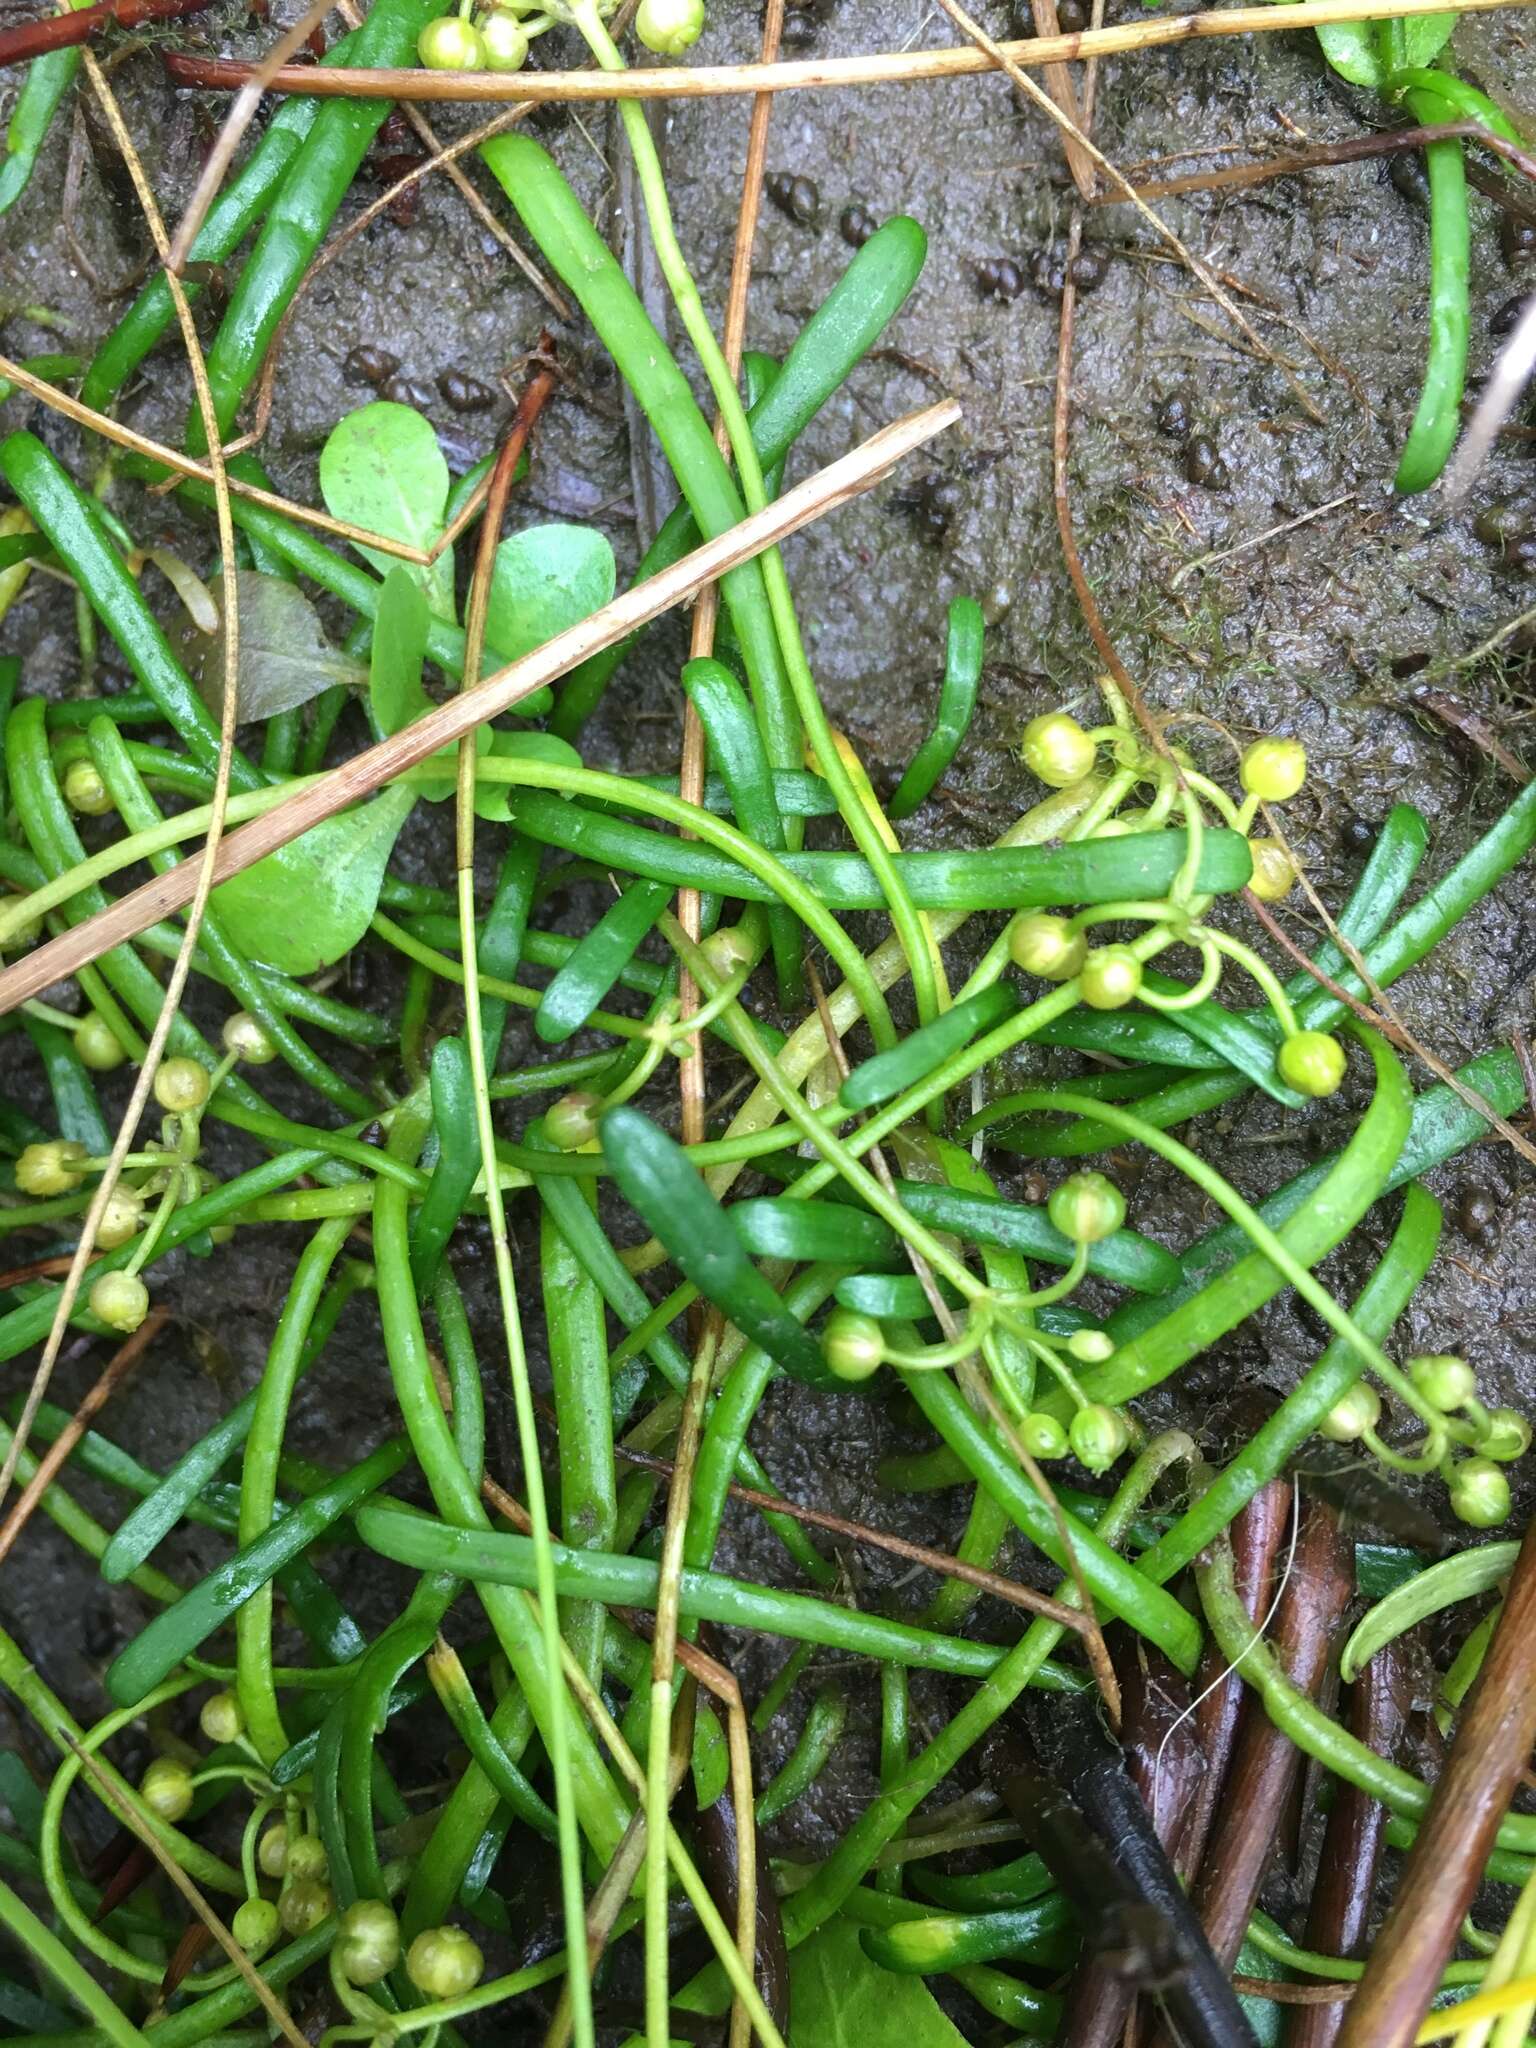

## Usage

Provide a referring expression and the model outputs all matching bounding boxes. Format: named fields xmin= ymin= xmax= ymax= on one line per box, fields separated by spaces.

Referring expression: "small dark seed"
xmin=1069 ymin=243 xmax=1108 ymax=292
xmin=839 ymin=202 xmax=878 ymax=248
xmin=1339 ymin=812 xmax=1377 ymax=855
xmin=381 ymin=373 xmax=435 ymax=410
xmin=1388 ymin=152 xmax=1430 ymax=206
xmin=1502 ymin=213 xmax=1536 ymax=269
xmin=1458 ymin=1185 xmax=1499 ymax=1243
xmin=1055 ymin=0 xmax=1088 ymax=30
xmin=767 ymin=172 xmax=820 ymax=226
xmin=1474 ymin=501 xmax=1528 ymax=548
xmin=1504 ymin=534 xmax=1536 ymax=573
xmin=343 ymin=344 xmax=399 ymax=387
xmin=976 ymin=256 xmax=1026 ymax=302
xmin=1184 ymin=433 xmax=1228 ymax=488
xmin=1491 ymin=293 xmax=1529 ymax=338
xmin=1156 ymin=391 xmax=1193 ymax=440
xmin=781 ymin=8 xmax=819 ymax=45
xmin=438 ymin=369 xmax=495 ymax=414
xmin=1031 ymin=246 xmax=1068 ymax=299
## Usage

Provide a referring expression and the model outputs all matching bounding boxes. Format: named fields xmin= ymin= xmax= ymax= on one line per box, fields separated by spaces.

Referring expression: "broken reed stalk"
xmin=152 ymin=0 xmax=1532 ymax=101
xmin=0 ymin=399 xmax=960 ymax=1016
xmin=1337 ymin=1516 xmax=1536 ymax=2048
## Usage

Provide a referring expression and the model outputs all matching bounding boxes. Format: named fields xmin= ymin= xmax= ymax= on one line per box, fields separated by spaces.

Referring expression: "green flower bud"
xmin=1021 ymin=712 xmax=1097 ymax=789
xmin=1240 ymin=737 xmax=1307 ymax=803
xmin=63 ymin=759 xmax=114 ymax=817
xmin=1479 ymin=1407 xmax=1531 ymax=1463
xmin=1069 ymin=1402 xmax=1130 ymax=1474
xmin=1078 ymin=944 xmax=1142 ymax=1011
xmin=821 ymin=1308 xmax=884 ymax=1383
xmin=257 ymin=1822 xmax=289 ymax=1877
xmin=286 ymin=1835 xmax=328 ymax=1884
xmin=139 ymin=1756 xmax=194 ymax=1823
xmin=635 ymin=0 xmax=705 ymax=52
xmin=198 ymin=1690 xmax=245 ymax=1746
xmin=1047 ymin=1170 xmax=1126 ymax=1246
xmin=1319 ymin=1382 xmax=1380 ymax=1443
xmin=701 ymin=924 xmax=755 ymax=979
xmin=154 ymin=1056 xmax=211 ymax=1115
xmin=90 ymin=1270 xmax=150 ymax=1335
xmin=232 ymin=1897 xmax=280 ymax=1956
xmin=75 ymin=1013 xmax=127 ymax=1071
xmin=1019 ymin=1412 xmax=1069 ymax=1459
xmin=1008 ymin=912 xmax=1086 ymax=982
xmin=1408 ymin=1353 xmax=1476 ymax=1413
xmin=222 ymin=1012 xmax=278 ymax=1065
xmin=1277 ymin=1030 xmax=1346 ymax=1099
xmin=418 ymin=13 xmax=486 ymax=66
xmin=1247 ymin=837 xmax=1296 ymax=903
xmin=94 ymin=1187 xmax=145 ymax=1251
xmin=406 ymin=1925 xmax=484 ymax=2000
xmin=545 ymin=1091 xmax=602 ymax=1152
xmin=478 ymin=6 xmax=529 ymax=66
xmin=1449 ymin=1456 xmax=1512 ymax=1530
xmin=16 ymin=1139 xmax=88 ymax=1197
xmin=279 ymin=1878 xmax=333 ymax=1935
xmin=337 ymin=1899 xmax=402 ymax=1986
xmin=1065 ymin=1328 xmax=1114 ymax=1363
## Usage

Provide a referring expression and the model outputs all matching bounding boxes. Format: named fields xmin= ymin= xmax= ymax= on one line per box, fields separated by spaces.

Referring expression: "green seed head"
xmin=1008 ymin=912 xmax=1086 ymax=982
xmin=89 ymin=1270 xmax=150 ymax=1335
xmin=417 ymin=12 xmax=486 ymax=65
xmin=1240 ymin=737 xmax=1307 ymax=803
xmin=232 ymin=1897 xmax=280 ymax=1956
xmin=1021 ymin=712 xmax=1098 ymax=790
xmin=16 ymin=1139 xmax=88 ymax=1197
xmin=1319 ymin=1382 xmax=1380 ymax=1443
xmin=75 ymin=1013 xmax=127 ymax=1071
xmin=1449 ymin=1456 xmax=1512 ymax=1529
xmin=1047 ymin=1170 xmax=1126 ymax=1246
xmin=154 ymin=1056 xmax=211 ymax=1115
xmin=406 ymin=1925 xmax=484 ymax=2001
xmin=1479 ymin=1407 xmax=1531 ymax=1463
xmin=222 ymin=1011 xmax=278 ymax=1065
xmin=94 ymin=1187 xmax=145 ymax=1251
xmin=478 ymin=6 xmax=529 ymax=65
xmin=257 ymin=1822 xmax=289 ymax=1878
xmin=1078 ymin=944 xmax=1142 ymax=1011
xmin=63 ymin=759 xmax=114 ymax=818
xmin=1247 ymin=837 xmax=1295 ymax=903
xmin=545 ymin=1091 xmax=603 ymax=1152
xmin=198 ymin=1689 xmax=245 ymax=1746
xmin=1065 ymin=1328 xmax=1115 ymax=1363
xmin=821 ymin=1308 xmax=885 ymax=1383
xmin=1019 ymin=1412 xmax=1069 ymax=1459
xmin=635 ymin=0 xmax=705 ymax=53
xmin=1277 ymin=1030 xmax=1346 ymax=1099
xmin=286 ymin=1835 xmax=328 ymax=1884
xmin=1069 ymin=1402 xmax=1130 ymax=1474
xmin=279 ymin=1878 xmax=334 ymax=1936
xmin=139 ymin=1756 xmax=194 ymax=1823
xmin=1408 ymin=1353 xmax=1476 ymax=1413
xmin=337 ymin=1899 xmax=402 ymax=1986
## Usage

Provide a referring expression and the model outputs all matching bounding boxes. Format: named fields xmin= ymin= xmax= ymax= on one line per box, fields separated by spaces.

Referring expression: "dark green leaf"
xmin=789 ymin=1918 xmax=968 ymax=2048
xmin=178 ymin=570 xmax=363 ymax=722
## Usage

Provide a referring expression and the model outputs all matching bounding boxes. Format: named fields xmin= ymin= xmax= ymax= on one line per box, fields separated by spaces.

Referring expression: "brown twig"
xmin=1188 ymin=1498 xmax=1352 ymax=1972
xmin=0 ymin=398 xmax=960 ymax=1015
xmin=1101 ymin=120 xmax=1536 ymax=202
xmin=0 ymin=0 xmax=208 ymax=68
xmin=1337 ymin=1517 xmax=1536 ymax=2048
xmin=0 ymin=1307 xmax=168 ymax=1569
xmin=1284 ymin=1641 xmax=1414 ymax=2048
xmin=1410 ymin=685 xmax=1531 ymax=786
xmin=610 ymin=1439 xmax=1090 ymax=1632
xmin=142 ymin=0 xmax=1535 ymax=101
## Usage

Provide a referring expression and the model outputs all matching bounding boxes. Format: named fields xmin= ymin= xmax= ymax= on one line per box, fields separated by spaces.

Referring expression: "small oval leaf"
xmin=319 ymin=401 xmax=455 ymax=619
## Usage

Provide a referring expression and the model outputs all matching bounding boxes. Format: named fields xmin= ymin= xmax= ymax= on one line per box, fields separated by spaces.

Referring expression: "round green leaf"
xmin=212 ymin=784 xmax=416 ymax=973
xmin=486 ymin=524 xmax=616 ymax=665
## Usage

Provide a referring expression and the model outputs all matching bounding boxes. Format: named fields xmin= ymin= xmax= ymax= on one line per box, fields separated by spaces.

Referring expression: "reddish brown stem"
xmin=0 ymin=0 xmax=209 ymax=68
xmin=1190 ymin=1499 xmax=1353 ymax=1972
xmin=1104 ymin=121 xmax=1536 ymax=202
xmin=1338 ymin=1517 xmax=1536 ymax=2048
xmin=1284 ymin=1643 xmax=1414 ymax=2048
xmin=1177 ymin=1477 xmax=1293 ymax=1888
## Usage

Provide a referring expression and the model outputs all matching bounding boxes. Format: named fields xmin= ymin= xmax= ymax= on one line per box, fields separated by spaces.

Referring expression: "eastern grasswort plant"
xmin=1 ymin=0 xmax=1535 ymax=2041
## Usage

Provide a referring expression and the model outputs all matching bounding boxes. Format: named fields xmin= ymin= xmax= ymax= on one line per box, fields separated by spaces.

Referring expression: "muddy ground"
xmin=3 ymin=0 xmax=1536 ymax=2022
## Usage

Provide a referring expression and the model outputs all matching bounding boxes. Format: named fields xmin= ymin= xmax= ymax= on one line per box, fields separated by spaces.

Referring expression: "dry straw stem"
xmin=0 ymin=398 xmax=960 ymax=1015
xmin=175 ymin=0 xmax=1530 ymax=101
xmin=0 ymin=350 xmax=434 ymax=562
xmin=64 ymin=1737 xmax=311 ymax=2048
